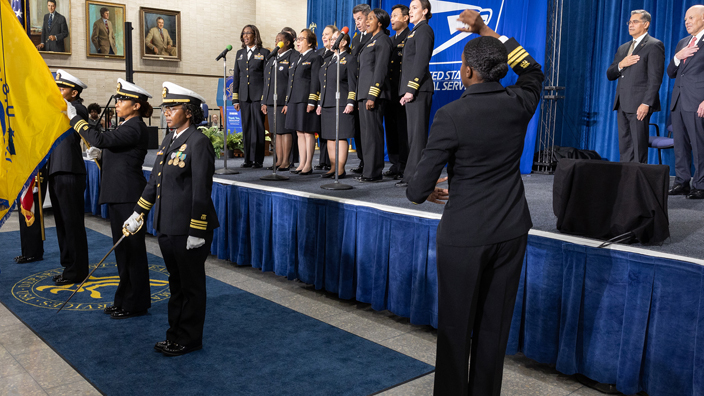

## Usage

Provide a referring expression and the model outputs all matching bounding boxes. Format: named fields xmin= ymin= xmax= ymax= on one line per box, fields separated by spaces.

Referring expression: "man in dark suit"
xmin=606 ymin=10 xmax=665 ymax=163
xmin=406 ymin=10 xmax=543 ymax=396
xmin=349 ymin=4 xmax=373 ymax=174
xmin=232 ymin=25 xmax=269 ymax=168
xmin=668 ymin=5 xmax=704 ymax=199
xmin=36 ymin=0 xmax=68 ymax=52
xmin=384 ymin=4 xmax=410 ymax=179
xmin=50 ymin=70 xmax=90 ymax=286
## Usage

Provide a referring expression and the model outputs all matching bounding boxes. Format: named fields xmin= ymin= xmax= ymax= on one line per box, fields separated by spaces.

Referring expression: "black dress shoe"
xmin=686 ymin=188 xmax=704 ymax=199
xmin=110 ymin=309 xmax=148 ymax=319
xmin=161 ymin=342 xmax=203 ymax=357
xmin=351 ymin=166 xmax=364 ymax=174
xmin=668 ymin=183 xmax=691 ymax=195
xmin=321 ymin=171 xmax=335 ymax=179
xmin=265 ymin=166 xmax=275 ymax=170
xmin=277 ymin=164 xmax=291 ymax=171
xmin=338 ymin=172 xmax=347 ymax=179
xmin=395 ymin=181 xmax=409 ymax=188
xmin=154 ymin=340 xmax=175 ymax=353
xmin=54 ymin=276 xmax=76 ymax=286
xmin=253 ymin=163 xmax=263 ymax=168
xmin=314 ymin=165 xmax=325 ymax=170
xmin=299 ymin=169 xmax=313 ymax=175
xmin=241 ymin=162 xmax=253 ymax=168
xmin=15 ymin=255 xmax=42 ymax=264
xmin=394 ymin=173 xmax=404 ymax=180
xmin=290 ymin=169 xmax=302 ymax=174
xmin=103 ymin=305 xmax=121 ymax=314
xmin=52 ymin=274 xmax=62 ymax=281
xmin=324 ymin=165 xmax=331 ymax=171
xmin=383 ymin=170 xmax=398 ymax=177
xmin=359 ymin=176 xmax=383 ymax=183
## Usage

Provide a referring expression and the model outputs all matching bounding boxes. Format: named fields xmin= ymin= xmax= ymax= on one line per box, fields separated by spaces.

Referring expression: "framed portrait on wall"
xmin=85 ymin=1 xmax=126 ymax=59
xmin=29 ymin=0 xmax=71 ymax=55
xmin=140 ymin=7 xmax=181 ymax=61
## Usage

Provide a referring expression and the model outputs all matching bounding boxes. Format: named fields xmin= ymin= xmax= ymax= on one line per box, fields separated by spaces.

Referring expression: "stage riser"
xmin=83 ymin=161 xmax=704 ymax=396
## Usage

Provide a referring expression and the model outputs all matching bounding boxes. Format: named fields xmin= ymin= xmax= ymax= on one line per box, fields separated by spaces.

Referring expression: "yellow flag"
xmin=0 ymin=0 xmax=70 ymax=227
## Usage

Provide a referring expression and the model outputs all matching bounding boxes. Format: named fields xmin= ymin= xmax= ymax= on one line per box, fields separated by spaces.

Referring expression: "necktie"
xmin=48 ymin=14 xmax=53 ymax=30
xmin=104 ymin=20 xmax=109 ymax=34
xmin=247 ymin=49 xmax=253 ymax=60
xmin=627 ymin=40 xmax=636 ymax=56
xmin=160 ymin=29 xmax=164 ymax=42
xmin=684 ymin=36 xmax=697 ymax=64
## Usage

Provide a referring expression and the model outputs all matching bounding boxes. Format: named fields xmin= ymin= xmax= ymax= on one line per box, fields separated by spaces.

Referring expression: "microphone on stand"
xmin=332 ymin=26 xmax=350 ymax=50
xmin=266 ymin=42 xmax=285 ymax=62
xmin=215 ymin=45 xmax=233 ymax=61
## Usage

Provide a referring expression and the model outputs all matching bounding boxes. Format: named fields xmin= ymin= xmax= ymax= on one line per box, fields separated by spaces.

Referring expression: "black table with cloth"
xmin=553 ymin=159 xmax=670 ymax=244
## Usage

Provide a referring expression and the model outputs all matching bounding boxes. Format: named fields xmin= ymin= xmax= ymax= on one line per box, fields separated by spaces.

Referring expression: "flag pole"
xmin=36 ymin=173 xmax=45 ymax=241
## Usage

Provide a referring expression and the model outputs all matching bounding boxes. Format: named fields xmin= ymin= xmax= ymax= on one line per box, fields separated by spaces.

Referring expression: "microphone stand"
xmin=261 ymin=53 xmax=288 ymax=181
xmin=216 ymin=52 xmax=239 ymax=175
xmin=322 ymin=51 xmax=352 ymax=190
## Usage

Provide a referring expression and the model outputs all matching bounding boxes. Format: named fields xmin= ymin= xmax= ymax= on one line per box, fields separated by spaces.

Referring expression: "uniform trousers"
xmin=617 ymin=108 xmax=651 ymax=163
xmin=158 ymin=231 xmax=213 ymax=347
xmin=434 ymin=234 xmax=528 ymax=396
xmin=48 ymin=173 xmax=89 ymax=281
xmin=353 ymin=110 xmax=364 ymax=167
xmin=241 ymin=100 xmax=265 ymax=164
xmin=359 ymin=99 xmax=387 ymax=178
xmin=108 ymin=203 xmax=151 ymax=312
xmin=672 ymin=107 xmax=704 ymax=189
xmin=403 ymin=92 xmax=432 ymax=183
xmin=19 ymin=178 xmax=47 ymax=259
xmin=384 ymin=98 xmax=408 ymax=174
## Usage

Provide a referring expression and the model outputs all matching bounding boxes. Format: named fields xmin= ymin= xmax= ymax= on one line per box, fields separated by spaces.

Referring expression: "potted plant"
xmin=198 ymin=126 xmax=224 ymax=158
xmin=226 ymin=132 xmax=244 ymax=157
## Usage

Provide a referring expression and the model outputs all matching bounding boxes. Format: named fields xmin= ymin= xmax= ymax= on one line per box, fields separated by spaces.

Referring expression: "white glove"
xmin=65 ymin=99 xmax=77 ymax=120
xmin=86 ymin=147 xmax=102 ymax=160
xmin=186 ymin=236 xmax=206 ymax=250
xmin=123 ymin=211 xmax=143 ymax=234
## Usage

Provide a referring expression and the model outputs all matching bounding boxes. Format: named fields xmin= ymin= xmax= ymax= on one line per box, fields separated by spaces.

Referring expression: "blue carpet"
xmin=0 ymin=227 xmax=434 ymax=395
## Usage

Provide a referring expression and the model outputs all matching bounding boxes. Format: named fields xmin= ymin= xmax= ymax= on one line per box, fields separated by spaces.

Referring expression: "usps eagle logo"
xmin=429 ymin=0 xmax=502 ymax=59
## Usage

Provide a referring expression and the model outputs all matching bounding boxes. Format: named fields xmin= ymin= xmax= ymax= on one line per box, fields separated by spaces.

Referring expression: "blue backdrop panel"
xmin=84 ymin=160 xmax=704 ymax=395
xmin=307 ymin=0 xmax=548 ymax=174
xmin=556 ymin=1 xmax=695 ymax=172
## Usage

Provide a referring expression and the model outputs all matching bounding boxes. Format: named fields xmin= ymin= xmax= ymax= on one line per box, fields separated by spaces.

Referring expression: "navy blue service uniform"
xmin=350 ymin=31 xmax=373 ymax=169
xmin=233 ymin=46 xmax=270 ymax=166
xmin=385 ymin=28 xmax=410 ymax=176
xmin=407 ymin=37 xmax=543 ymax=396
xmin=262 ymin=49 xmax=296 ymax=135
xmin=400 ymin=20 xmax=434 ymax=185
xmin=357 ymin=31 xmax=392 ymax=180
xmin=316 ymin=47 xmax=335 ymax=168
xmin=285 ymin=50 xmax=322 ymax=132
xmin=319 ymin=52 xmax=358 ymax=140
xmin=72 ymin=113 xmax=151 ymax=313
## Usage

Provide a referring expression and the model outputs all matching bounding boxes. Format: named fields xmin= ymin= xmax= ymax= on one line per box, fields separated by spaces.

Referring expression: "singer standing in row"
xmin=284 ymin=29 xmax=322 ymax=175
xmin=262 ymin=32 xmax=297 ymax=170
xmin=233 ymin=25 xmax=269 ymax=168
xmin=398 ymin=0 xmax=435 ymax=188
xmin=315 ymin=25 xmax=338 ymax=172
xmin=350 ymin=4 xmax=373 ymax=174
xmin=69 ymin=79 xmax=152 ymax=319
xmin=317 ymin=30 xmax=357 ymax=179
xmin=356 ymin=8 xmax=392 ymax=182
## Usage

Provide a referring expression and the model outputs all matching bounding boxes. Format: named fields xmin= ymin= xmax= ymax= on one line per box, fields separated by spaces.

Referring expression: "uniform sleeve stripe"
xmin=507 ymin=45 xmax=525 ymax=60
xmin=190 ymin=224 xmax=208 ymax=230
xmin=508 ymin=49 xmax=527 ymax=65
xmin=509 ymin=52 xmax=531 ymax=68
xmin=407 ymin=82 xmax=420 ymax=89
xmin=347 ymin=93 xmax=356 ymax=99
xmin=190 ymin=220 xmax=207 ymax=226
xmin=138 ymin=198 xmax=153 ymax=210
xmin=232 ymin=93 xmax=239 ymax=99
xmin=74 ymin=120 xmax=89 ymax=131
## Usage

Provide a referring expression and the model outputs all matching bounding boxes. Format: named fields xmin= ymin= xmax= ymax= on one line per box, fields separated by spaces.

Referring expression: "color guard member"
xmin=125 ymin=82 xmax=219 ymax=356
xmin=68 ymin=79 xmax=153 ymax=319
xmin=356 ymin=8 xmax=393 ymax=182
xmin=50 ymin=70 xmax=89 ymax=286
xmin=232 ymin=25 xmax=270 ymax=168
xmin=397 ymin=0 xmax=435 ymax=188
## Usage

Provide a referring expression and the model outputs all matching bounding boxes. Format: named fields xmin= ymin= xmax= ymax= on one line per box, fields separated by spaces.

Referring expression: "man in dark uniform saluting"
xmin=406 ymin=10 xmax=543 ymax=396
xmin=384 ymin=4 xmax=410 ymax=179
xmin=125 ymin=82 xmax=219 ymax=356
xmin=50 ymin=70 xmax=89 ymax=286
xmin=349 ymin=4 xmax=373 ymax=174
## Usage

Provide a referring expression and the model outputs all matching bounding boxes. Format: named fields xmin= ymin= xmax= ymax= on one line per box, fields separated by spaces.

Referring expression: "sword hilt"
xmin=122 ymin=213 xmax=145 ymax=237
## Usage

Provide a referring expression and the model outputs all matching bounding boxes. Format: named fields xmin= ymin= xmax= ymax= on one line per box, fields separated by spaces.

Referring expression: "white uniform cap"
xmin=55 ymin=69 xmax=88 ymax=91
xmin=160 ymin=81 xmax=206 ymax=106
xmin=116 ymin=78 xmax=152 ymax=101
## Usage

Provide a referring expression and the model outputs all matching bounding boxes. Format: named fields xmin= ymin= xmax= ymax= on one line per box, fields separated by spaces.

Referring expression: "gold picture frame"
xmin=85 ymin=0 xmax=126 ymax=59
xmin=140 ymin=7 xmax=181 ymax=62
xmin=29 ymin=0 xmax=72 ymax=55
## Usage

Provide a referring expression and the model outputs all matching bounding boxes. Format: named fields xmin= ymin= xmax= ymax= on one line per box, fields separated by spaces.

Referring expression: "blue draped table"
xmin=84 ymin=160 xmax=704 ymax=396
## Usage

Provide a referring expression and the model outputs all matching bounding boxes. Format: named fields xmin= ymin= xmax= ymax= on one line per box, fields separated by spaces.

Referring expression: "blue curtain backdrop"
xmin=307 ymin=0 xmax=548 ymax=174
xmin=557 ymin=1 xmax=695 ymax=171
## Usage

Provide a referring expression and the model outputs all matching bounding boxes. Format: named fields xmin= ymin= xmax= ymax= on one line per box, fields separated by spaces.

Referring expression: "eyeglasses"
xmin=626 ymin=20 xmax=644 ymax=26
xmin=242 ymin=32 xmax=254 ymax=36
xmin=296 ymin=37 xmax=306 ymax=42
xmin=161 ymin=105 xmax=182 ymax=114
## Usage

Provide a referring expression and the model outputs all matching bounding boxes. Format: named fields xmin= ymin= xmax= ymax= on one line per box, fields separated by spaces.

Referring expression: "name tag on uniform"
xmin=254 ymin=54 xmax=264 ymax=60
xmin=302 ymin=61 xmax=311 ymax=65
